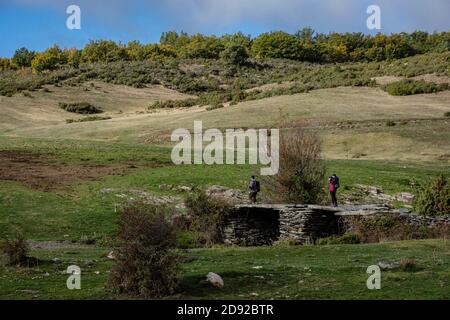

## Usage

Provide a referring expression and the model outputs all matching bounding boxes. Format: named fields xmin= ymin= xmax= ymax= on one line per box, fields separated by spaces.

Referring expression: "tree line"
xmin=1 ymin=28 xmax=449 ymax=73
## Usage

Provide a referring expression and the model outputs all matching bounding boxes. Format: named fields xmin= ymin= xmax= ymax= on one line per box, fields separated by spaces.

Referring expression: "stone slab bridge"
xmin=221 ymin=204 xmax=401 ymax=246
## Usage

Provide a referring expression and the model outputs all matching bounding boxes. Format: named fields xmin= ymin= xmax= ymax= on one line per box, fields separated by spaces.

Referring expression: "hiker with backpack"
xmin=249 ymin=175 xmax=260 ymax=203
xmin=329 ymin=174 xmax=340 ymax=207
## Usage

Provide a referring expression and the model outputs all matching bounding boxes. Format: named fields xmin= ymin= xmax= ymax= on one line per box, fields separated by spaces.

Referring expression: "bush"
xmin=382 ymin=79 xmax=449 ymax=96
xmin=444 ymin=111 xmax=450 ymax=117
xmin=12 ymin=47 xmax=36 ymax=68
xmin=82 ymin=40 xmax=128 ymax=63
xmin=184 ymin=190 xmax=232 ymax=246
xmin=179 ymin=35 xmax=224 ymax=59
xmin=108 ymin=203 xmax=180 ymax=298
xmin=252 ymin=32 xmax=307 ymax=60
xmin=31 ymin=46 xmax=67 ymax=73
xmin=176 ymin=231 xmax=202 ymax=249
xmin=220 ymin=43 xmax=249 ymax=66
xmin=317 ymin=233 xmax=361 ymax=245
xmin=386 ymin=120 xmax=396 ymax=127
xmin=399 ymin=258 xmax=418 ymax=272
xmin=414 ymin=175 xmax=450 ymax=216
xmin=343 ymin=215 xmax=449 ymax=243
xmin=149 ymin=98 xmax=198 ymax=109
xmin=0 ymin=58 xmax=15 ymax=72
xmin=361 ymin=215 xmax=397 ymax=230
xmin=264 ymin=125 xmax=325 ymax=204
xmin=59 ymin=102 xmax=103 ymax=114
xmin=0 ymin=231 xmax=30 ymax=266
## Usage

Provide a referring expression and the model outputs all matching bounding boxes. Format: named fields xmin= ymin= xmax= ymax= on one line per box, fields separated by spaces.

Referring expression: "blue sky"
xmin=0 ymin=0 xmax=449 ymax=57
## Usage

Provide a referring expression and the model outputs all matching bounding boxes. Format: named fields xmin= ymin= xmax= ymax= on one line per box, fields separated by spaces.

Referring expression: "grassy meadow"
xmin=0 ymin=52 xmax=449 ymax=299
xmin=0 ymin=239 xmax=448 ymax=300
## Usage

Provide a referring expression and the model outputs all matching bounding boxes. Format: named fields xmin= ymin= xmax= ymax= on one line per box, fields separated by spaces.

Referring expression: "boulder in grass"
xmin=378 ymin=260 xmax=400 ymax=270
xmin=395 ymin=192 xmax=415 ymax=204
xmin=206 ymin=272 xmax=224 ymax=289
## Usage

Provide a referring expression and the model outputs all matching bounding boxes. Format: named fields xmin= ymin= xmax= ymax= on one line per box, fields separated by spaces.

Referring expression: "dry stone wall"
xmin=222 ymin=204 xmax=450 ymax=246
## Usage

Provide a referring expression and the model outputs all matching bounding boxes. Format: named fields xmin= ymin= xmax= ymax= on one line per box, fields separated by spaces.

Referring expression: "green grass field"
xmin=0 ymin=239 xmax=448 ymax=300
xmin=0 ymin=130 xmax=448 ymax=242
xmin=1 ymin=67 xmax=449 ymax=299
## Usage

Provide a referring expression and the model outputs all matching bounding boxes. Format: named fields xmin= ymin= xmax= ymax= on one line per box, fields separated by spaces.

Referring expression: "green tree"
xmin=220 ymin=43 xmax=249 ymax=66
xmin=0 ymin=58 xmax=14 ymax=71
xmin=82 ymin=40 xmax=128 ymax=63
xmin=220 ymin=32 xmax=252 ymax=48
xmin=408 ymin=31 xmax=430 ymax=53
xmin=126 ymin=40 xmax=144 ymax=61
xmin=65 ymin=48 xmax=82 ymax=68
xmin=12 ymin=47 xmax=35 ymax=68
xmin=140 ymin=44 xmax=177 ymax=61
xmin=295 ymin=27 xmax=315 ymax=44
xmin=31 ymin=45 xmax=67 ymax=72
xmin=180 ymin=34 xmax=224 ymax=59
xmin=251 ymin=31 xmax=305 ymax=60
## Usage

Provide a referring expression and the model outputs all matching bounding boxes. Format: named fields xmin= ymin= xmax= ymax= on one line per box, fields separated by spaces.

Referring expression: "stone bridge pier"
xmin=222 ymin=204 xmax=394 ymax=246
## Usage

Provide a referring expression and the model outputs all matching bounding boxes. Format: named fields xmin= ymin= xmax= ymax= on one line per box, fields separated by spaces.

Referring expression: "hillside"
xmin=1 ymin=49 xmax=449 ymax=301
xmin=0 ymin=81 xmax=193 ymax=133
xmin=1 ymin=67 xmax=449 ymax=162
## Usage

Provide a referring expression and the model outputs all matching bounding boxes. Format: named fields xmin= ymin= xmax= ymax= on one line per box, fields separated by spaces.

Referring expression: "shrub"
xmin=82 ymin=40 xmax=128 ymax=63
xmin=386 ymin=120 xmax=396 ymax=127
xmin=252 ymin=32 xmax=307 ymax=60
xmin=184 ymin=190 xmax=232 ymax=246
xmin=317 ymin=233 xmax=361 ymax=245
xmin=382 ymin=79 xmax=449 ymax=96
xmin=264 ymin=125 xmax=326 ymax=204
xmin=220 ymin=43 xmax=249 ymax=66
xmin=176 ymin=231 xmax=201 ymax=249
xmin=414 ymin=175 xmax=450 ymax=216
xmin=108 ymin=203 xmax=180 ymax=298
xmin=179 ymin=34 xmax=224 ymax=59
xmin=12 ymin=47 xmax=36 ymax=68
xmin=66 ymin=48 xmax=82 ymax=68
xmin=343 ymin=215 xmax=450 ymax=243
xmin=59 ymin=102 xmax=103 ymax=114
xmin=148 ymin=98 xmax=198 ymax=109
xmin=0 ymin=58 xmax=14 ymax=72
xmin=31 ymin=46 xmax=67 ymax=73
xmin=0 ymin=231 xmax=30 ymax=266
xmin=361 ymin=215 xmax=397 ymax=230
xmin=444 ymin=111 xmax=450 ymax=117
xmin=399 ymin=258 xmax=417 ymax=272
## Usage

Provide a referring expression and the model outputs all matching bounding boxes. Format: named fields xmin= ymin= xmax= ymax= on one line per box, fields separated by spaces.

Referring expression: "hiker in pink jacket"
xmin=329 ymin=174 xmax=340 ymax=207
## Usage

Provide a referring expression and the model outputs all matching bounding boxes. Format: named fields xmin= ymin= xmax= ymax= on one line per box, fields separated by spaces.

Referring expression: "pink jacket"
xmin=329 ymin=178 xmax=336 ymax=192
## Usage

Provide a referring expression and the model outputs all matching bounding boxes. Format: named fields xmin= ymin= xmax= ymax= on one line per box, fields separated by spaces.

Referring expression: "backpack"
xmin=334 ymin=176 xmax=340 ymax=189
xmin=255 ymin=180 xmax=261 ymax=192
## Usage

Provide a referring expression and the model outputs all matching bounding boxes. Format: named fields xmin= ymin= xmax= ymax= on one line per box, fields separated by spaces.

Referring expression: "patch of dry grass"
xmin=1 ymin=86 xmax=449 ymax=162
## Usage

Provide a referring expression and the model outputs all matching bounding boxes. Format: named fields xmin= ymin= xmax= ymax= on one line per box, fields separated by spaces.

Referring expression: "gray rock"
xmin=206 ymin=272 xmax=224 ymax=289
xmin=378 ymin=260 xmax=400 ymax=270
xmin=395 ymin=192 xmax=415 ymax=204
